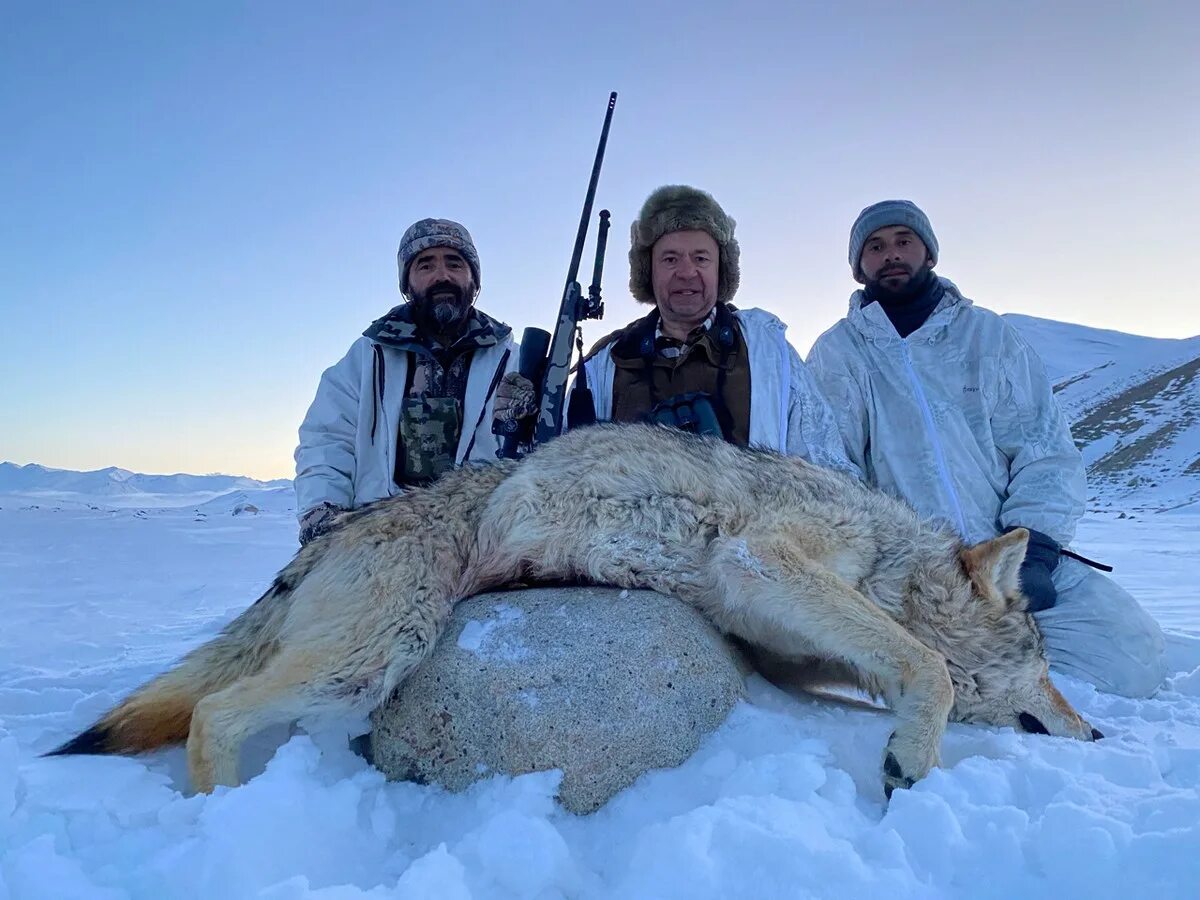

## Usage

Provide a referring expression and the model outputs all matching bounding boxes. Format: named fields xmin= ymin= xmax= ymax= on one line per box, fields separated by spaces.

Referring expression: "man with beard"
xmin=294 ymin=218 xmax=516 ymax=545
xmin=807 ymin=199 xmax=1166 ymax=697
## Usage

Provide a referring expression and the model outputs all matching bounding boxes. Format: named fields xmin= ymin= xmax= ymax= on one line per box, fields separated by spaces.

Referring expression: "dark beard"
xmin=411 ymin=282 xmax=471 ymax=338
xmin=864 ymin=265 xmax=935 ymax=304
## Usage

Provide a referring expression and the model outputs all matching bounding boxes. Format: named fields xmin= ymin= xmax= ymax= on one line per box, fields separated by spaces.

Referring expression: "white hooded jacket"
xmin=579 ymin=307 xmax=856 ymax=473
xmin=294 ymin=329 xmax=516 ymax=516
xmin=807 ymin=278 xmax=1085 ymax=546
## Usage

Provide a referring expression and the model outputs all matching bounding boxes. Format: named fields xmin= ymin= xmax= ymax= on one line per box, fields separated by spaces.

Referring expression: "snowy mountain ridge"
xmin=5 ymin=315 xmax=1198 ymax=513
xmin=0 ymin=461 xmax=293 ymax=512
xmin=0 ymin=461 xmax=289 ymax=495
xmin=1006 ymin=315 xmax=1200 ymax=513
xmin=1005 ymin=314 xmax=1200 ymax=420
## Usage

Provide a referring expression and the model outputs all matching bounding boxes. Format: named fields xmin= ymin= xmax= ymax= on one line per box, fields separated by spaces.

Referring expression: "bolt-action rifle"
xmin=495 ymin=92 xmax=617 ymax=458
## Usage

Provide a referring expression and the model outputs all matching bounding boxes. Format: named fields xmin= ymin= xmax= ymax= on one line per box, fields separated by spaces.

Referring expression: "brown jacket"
xmin=598 ymin=304 xmax=752 ymax=446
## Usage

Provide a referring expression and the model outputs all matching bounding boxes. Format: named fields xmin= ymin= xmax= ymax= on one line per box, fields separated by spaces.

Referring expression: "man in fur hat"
xmin=294 ymin=217 xmax=517 ymax=545
xmin=807 ymin=199 xmax=1166 ymax=697
xmin=497 ymin=185 xmax=854 ymax=470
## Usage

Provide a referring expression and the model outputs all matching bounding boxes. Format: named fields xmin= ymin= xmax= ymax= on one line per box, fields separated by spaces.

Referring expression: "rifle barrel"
xmin=533 ymin=92 xmax=618 ymax=446
xmin=564 ymin=92 xmax=617 ymax=293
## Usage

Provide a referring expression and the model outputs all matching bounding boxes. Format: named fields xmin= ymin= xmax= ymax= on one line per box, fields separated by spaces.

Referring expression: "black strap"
xmin=369 ymin=344 xmax=385 ymax=444
xmin=463 ymin=348 xmax=512 ymax=462
xmin=1060 ymin=549 xmax=1114 ymax=573
xmin=568 ymin=324 xmax=597 ymax=429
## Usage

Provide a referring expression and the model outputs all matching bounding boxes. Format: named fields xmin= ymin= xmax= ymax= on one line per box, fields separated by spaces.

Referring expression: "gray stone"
xmin=368 ymin=586 xmax=750 ymax=814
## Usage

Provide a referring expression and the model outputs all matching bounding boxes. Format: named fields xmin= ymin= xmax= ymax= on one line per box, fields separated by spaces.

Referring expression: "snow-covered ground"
xmin=1 ymin=495 xmax=1198 ymax=898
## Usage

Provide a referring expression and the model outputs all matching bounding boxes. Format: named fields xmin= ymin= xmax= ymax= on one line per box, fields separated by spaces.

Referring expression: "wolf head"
xmin=932 ymin=529 xmax=1100 ymax=742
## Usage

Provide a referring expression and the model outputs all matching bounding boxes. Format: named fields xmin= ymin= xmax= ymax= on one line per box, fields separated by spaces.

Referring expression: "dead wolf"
xmin=50 ymin=423 xmax=1099 ymax=799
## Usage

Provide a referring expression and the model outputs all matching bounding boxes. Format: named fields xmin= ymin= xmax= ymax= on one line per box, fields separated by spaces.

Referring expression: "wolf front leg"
xmin=700 ymin=536 xmax=955 ymax=801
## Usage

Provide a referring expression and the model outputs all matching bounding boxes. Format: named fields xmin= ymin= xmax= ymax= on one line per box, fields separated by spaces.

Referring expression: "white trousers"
xmin=1036 ymin=557 xmax=1167 ymax=698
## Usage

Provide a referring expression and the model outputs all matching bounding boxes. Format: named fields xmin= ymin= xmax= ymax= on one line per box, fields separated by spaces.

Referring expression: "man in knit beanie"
xmin=808 ymin=200 xmax=1165 ymax=699
xmin=294 ymin=217 xmax=516 ymax=545
xmin=844 ymin=199 xmax=942 ymax=340
xmin=561 ymin=184 xmax=854 ymax=471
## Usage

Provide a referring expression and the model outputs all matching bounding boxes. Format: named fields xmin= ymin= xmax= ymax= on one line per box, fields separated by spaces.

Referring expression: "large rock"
xmin=368 ymin=586 xmax=750 ymax=813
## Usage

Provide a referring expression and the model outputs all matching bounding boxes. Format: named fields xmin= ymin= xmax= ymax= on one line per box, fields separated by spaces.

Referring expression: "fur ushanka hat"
xmin=628 ymin=185 xmax=740 ymax=305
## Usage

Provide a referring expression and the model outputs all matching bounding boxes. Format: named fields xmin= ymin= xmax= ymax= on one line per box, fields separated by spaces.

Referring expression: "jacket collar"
xmin=846 ymin=276 xmax=972 ymax=345
xmin=610 ymin=303 xmax=739 ymax=366
xmin=363 ymin=303 xmax=511 ymax=354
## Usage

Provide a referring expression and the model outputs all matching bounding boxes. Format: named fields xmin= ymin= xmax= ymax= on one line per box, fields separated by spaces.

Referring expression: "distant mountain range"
xmin=1006 ymin=315 xmax=1200 ymax=512
xmin=0 ymin=462 xmax=293 ymax=512
xmin=5 ymin=316 xmax=1198 ymax=513
xmin=0 ymin=462 xmax=290 ymax=496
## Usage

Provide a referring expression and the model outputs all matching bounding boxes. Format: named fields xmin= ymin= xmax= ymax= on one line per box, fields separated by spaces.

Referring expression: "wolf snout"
xmin=1019 ymin=710 xmax=1104 ymax=742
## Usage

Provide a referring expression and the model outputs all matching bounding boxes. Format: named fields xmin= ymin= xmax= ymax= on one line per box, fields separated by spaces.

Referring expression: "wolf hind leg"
xmin=701 ymin=536 xmax=954 ymax=800
xmin=186 ymin=655 xmax=384 ymax=793
xmin=186 ymin=613 xmax=444 ymax=793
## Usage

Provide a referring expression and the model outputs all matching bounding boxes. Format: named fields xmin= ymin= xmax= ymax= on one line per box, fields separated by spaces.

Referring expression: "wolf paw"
xmin=882 ymin=750 xmax=916 ymax=800
xmin=882 ymin=731 xmax=928 ymax=801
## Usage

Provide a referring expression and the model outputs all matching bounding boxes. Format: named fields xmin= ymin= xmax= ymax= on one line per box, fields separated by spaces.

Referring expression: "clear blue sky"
xmin=3 ymin=1 xmax=1198 ymax=479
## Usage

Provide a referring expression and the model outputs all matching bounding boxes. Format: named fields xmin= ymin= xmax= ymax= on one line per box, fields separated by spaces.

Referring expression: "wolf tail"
xmin=45 ymin=559 xmax=305 ymax=758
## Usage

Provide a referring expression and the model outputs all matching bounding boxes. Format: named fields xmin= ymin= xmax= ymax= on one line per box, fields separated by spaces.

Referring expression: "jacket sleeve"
xmin=785 ymin=342 xmax=863 ymax=478
xmin=806 ymin=332 xmax=871 ymax=479
xmin=993 ymin=327 xmax=1086 ymax=545
xmin=294 ymin=339 xmax=364 ymax=517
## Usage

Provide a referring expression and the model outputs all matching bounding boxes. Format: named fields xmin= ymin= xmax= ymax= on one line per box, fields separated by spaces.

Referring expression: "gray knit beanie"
xmin=397 ymin=218 xmax=481 ymax=295
xmin=628 ymin=185 xmax=740 ymax=305
xmin=848 ymin=200 xmax=938 ymax=282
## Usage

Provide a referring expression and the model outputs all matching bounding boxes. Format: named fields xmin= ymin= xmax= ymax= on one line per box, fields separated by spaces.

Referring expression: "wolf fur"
xmin=49 ymin=423 xmax=1098 ymax=798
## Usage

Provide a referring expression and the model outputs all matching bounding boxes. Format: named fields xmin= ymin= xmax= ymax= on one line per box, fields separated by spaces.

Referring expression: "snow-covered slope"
xmin=1006 ymin=315 xmax=1200 ymax=512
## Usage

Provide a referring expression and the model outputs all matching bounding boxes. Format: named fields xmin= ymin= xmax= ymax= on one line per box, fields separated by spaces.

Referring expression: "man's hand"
xmin=1009 ymin=526 xmax=1061 ymax=612
xmin=493 ymin=372 xmax=538 ymax=427
xmin=299 ymin=502 xmax=345 ymax=546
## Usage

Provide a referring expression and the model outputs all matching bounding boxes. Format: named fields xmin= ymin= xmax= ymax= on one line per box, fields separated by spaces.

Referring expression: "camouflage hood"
xmin=363 ymin=303 xmax=512 ymax=354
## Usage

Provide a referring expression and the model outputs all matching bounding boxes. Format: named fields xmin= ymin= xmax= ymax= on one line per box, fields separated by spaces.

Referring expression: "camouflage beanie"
xmin=628 ymin=185 xmax=740 ymax=305
xmin=397 ymin=218 xmax=481 ymax=295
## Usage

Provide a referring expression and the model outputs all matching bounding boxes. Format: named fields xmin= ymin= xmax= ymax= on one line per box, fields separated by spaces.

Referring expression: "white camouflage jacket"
xmin=807 ymin=278 xmax=1086 ymax=546
xmin=294 ymin=311 xmax=517 ymax=517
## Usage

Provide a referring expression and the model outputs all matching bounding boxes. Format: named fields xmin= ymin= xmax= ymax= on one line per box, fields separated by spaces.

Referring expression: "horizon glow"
xmin=3 ymin=2 xmax=1198 ymax=479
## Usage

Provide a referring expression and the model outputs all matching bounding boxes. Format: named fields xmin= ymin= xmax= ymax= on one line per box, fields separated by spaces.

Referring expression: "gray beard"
xmin=430 ymin=300 xmax=465 ymax=330
xmin=411 ymin=283 xmax=472 ymax=338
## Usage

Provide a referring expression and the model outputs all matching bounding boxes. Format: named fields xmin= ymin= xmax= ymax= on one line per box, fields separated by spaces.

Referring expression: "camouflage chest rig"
xmin=363 ymin=305 xmax=510 ymax=486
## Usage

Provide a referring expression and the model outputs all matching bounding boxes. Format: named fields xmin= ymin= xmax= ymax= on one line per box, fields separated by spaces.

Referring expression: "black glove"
xmin=1006 ymin=526 xmax=1061 ymax=612
xmin=298 ymin=502 xmax=345 ymax=546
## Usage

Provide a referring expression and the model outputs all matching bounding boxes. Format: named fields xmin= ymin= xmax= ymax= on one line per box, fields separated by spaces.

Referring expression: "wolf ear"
xmin=960 ymin=529 xmax=1029 ymax=610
